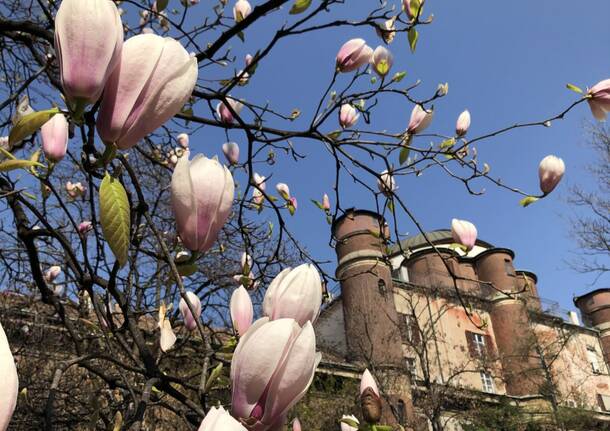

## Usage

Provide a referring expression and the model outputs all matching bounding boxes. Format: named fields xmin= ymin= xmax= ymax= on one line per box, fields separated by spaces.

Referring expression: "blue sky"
xmin=181 ymin=1 xmax=609 ymax=313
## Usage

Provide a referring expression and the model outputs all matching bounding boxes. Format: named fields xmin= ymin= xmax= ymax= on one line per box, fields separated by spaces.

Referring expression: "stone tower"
xmin=575 ymin=289 xmax=610 ymax=365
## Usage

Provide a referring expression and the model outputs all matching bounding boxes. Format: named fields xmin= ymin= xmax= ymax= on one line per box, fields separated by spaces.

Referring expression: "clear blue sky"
xmin=183 ymin=0 xmax=610 ymax=314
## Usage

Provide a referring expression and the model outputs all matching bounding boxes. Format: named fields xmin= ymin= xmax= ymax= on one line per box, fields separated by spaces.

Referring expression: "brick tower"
xmin=575 ymin=289 xmax=610 ymax=366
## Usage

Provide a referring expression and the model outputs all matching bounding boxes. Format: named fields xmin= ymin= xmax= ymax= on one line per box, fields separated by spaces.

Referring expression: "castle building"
xmin=314 ymin=209 xmax=610 ymax=430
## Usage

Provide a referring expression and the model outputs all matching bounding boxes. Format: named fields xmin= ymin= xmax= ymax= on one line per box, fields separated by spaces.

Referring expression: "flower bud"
xmin=263 ymin=264 xmax=322 ymax=326
xmin=322 ymin=193 xmax=330 ymax=210
xmin=233 ymin=0 xmax=251 ymax=22
xmin=198 ymin=406 xmax=247 ymax=431
xmin=375 ymin=17 xmax=396 ymax=44
xmin=455 ymin=109 xmax=471 ymax=137
xmin=407 ymin=104 xmax=433 ymax=134
xmin=179 ymin=291 xmax=202 ymax=331
xmin=587 ymin=79 xmax=610 ymax=121
xmin=41 ymin=114 xmax=69 ymax=162
xmin=44 ymin=265 xmax=62 ymax=283
xmin=377 ymin=170 xmax=396 ymax=197
xmin=66 ymin=181 xmax=86 ymax=199
xmin=78 ymin=221 xmax=93 ymax=234
xmin=241 ymin=252 xmax=253 ymax=272
xmin=0 ymin=321 xmax=18 ymax=431
xmin=231 ymin=286 xmax=253 ymax=336
xmin=177 ymin=133 xmax=189 ymax=149
xmin=292 ymin=418 xmax=302 ymax=431
xmin=370 ymin=46 xmax=393 ymax=77
xmin=538 ymin=155 xmax=565 ymax=194
xmin=222 ymin=142 xmax=240 ymax=165
xmin=360 ymin=369 xmax=382 ymax=424
xmin=336 ymin=39 xmax=373 ymax=73
xmin=451 ymin=218 xmax=477 ymax=251
xmin=339 ymin=104 xmax=359 ymax=129
xmin=341 ymin=415 xmax=359 ymax=431
xmin=171 ymin=151 xmax=235 ymax=252
xmin=245 ymin=54 xmax=254 ymax=67
xmin=217 ymin=98 xmax=244 ymax=124
xmin=276 ymin=183 xmax=290 ymax=200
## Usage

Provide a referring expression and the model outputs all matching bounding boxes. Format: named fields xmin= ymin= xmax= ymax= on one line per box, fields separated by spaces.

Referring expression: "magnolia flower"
xmin=44 ymin=266 xmax=62 ymax=283
xmin=159 ymin=311 xmax=176 ymax=352
xmin=253 ymin=173 xmax=266 ymax=190
xmin=198 ymin=406 xmax=247 ymax=431
xmin=54 ymin=0 xmax=123 ymax=106
xmin=375 ymin=17 xmax=397 ymax=44
xmin=339 ymin=104 xmax=359 ymax=129
xmin=377 ymin=170 xmax=396 ymax=196
xmin=538 ymin=155 xmax=565 ymax=194
xmin=292 ymin=418 xmax=302 ymax=431
xmin=245 ymin=54 xmax=254 ymax=67
xmin=177 ymin=133 xmax=189 ymax=149
xmin=141 ymin=27 xmax=154 ymax=34
xmin=41 ymin=114 xmax=69 ymax=162
xmin=370 ymin=46 xmax=393 ymax=77
xmin=336 ymin=39 xmax=373 ymax=73
xmin=222 ymin=142 xmax=240 ymax=165
xmin=360 ymin=369 xmax=382 ymax=424
xmin=78 ymin=221 xmax=93 ymax=234
xmin=231 ymin=318 xmax=320 ymax=429
xmin=0 ymin=320 xmax=18 ymax=431
xmin=263 ymin=264 xmax=322 ymax=326
xmin=289 ymin=197 xmax=298 ymax=211
xmin=96 ymin=34 xmax=198 ymax=149
xmin=340 ymin=415 xmax=359 ymax=431
xmin=233 ymin=0 xmax=251 ymax=22
xmin=407 ymin=104 xmax=433 ymax=134
xmin=587 ymin=79 xmax=610 ymax=121
xmin=451 ymin=218 xmax=477 ymax=251
xmin=240 ymin=252 xmax=253 ymax=272
xmin=455 ymin=110 xmax=471 ymax=137
xmin=230 ymin=286 xmax=253 ymax=336
xmin=217 ymin=98 xmax=244 ymax=124
xmin=322 ymin=193 xmax=330 ymax=210
xmin=276 ymin=183 xmax=290 ymax=200
xmin=66 ymin=181 xmax=86 ymax=198
xmin=171 ymin=151 xmax=234 ymax=252
xmin=179 ymin=291 xmax=202 ymax=331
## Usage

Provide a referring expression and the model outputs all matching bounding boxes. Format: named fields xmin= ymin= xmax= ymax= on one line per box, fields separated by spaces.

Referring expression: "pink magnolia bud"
xmin=339 ymin=104 xmax=359 ymax=129
xmin=66 ymin=181 xmax=86 ymax=198
xmin=322 ymin=193 xmax=330 ymax=210
xmin=341 ymin=415 xmax=359 ymax=431
xmin=245 ymin=54 xmax=254 ymax=67
xmin=0 ymin=321 xmax=18 ymax=431
xmin=171 ymin=151 xmax=235 ymax=252
xmin=179 ymin=291 xmax=202 ymax=331
xmin=97 ymin=34 xmax=198 ymax=150
xmin=289 ymin=196 xmax=298 ymax=213
xmin=54 ymin=0 xmax=123 ymax=106
xmin=216 ymin=98 xmax=244 ymax=125
xmin=407 ymin=104 xmax=433 ymax=134
xmin=292 ymin=418 xmax=302 ymax=431
xmin=233 ymin=0 xmax=251 ymax=22
xmin=198 ymin=406 xmax=247 ymax=431
xmin=263 ymin=264 xmax=322 ymax=326
xmin=276 ymin=183 xmax=290 ymax=200
xmin=336 ymin=39 xmax=373 ymax=73
xmin=44 ymin=265 xmax=62 ymax=283
xmin=377 ymin=170 xmax=396 ymax=196
xmin=587 ymin=79 xmax=610 ymax=121
xmin=455 ymin=109 xmax=471 ymax=137
xmin=41 ymin=114 xmax=69 ymax=162
xmin=370 ymin=46 xmax=393 ymax=77
xmin=538 ymin=155 xmax=565 ymax=195
xmin=253 ymin=173 xmax=266 ymax=191
xmin=78 ymin=220 xmax=93 ymax=234
xmin=177 ymin=133 xmax=189 ymax=149
xmin=231 ymin=318 xmax=321 ymax=429
xmin=451 ymin=218 xmax=477 ymax=251
xmin=360 ymin=369 xmax=380 ymax=397
xmin=222 ymin=142 xmax=240 ymax=165
xmin=230 ymin=286 xmax=253 ymax=336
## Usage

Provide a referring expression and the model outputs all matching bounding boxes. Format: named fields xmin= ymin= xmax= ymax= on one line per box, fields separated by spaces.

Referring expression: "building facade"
xmin=315 ymin=209 xmax=610 ymax=430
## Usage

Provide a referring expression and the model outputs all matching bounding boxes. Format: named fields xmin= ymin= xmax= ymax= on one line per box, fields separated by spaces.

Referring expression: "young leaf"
xmin=392 ymin=71 xmax=407 ymax=82
xmin=408 ymin=28 xmax=419 ymax=53
xmin=9 ymin=107 xmax=60 ymax=147
xmin=310 ymin=199 xmax=324 ymax=210
xmin=0 ymin=159 xmax=44 ymax=172
xmin=566 ymin=83 xmax=583 ymax=94
xmin=99 ymin=173 xmax=131 ymax=267
xmin=289 ymin=0 xmax=312 ymax=14
xmin=399 ymin=145 xmax=410 ymax=165
xmin=519 ymin=196 xmax=539 ymax=207
xmin=440 ymin=138 xmax=456 ymax=149
xmin=340 ymin=418 xmax=360 ymax=428
xmin=204 ymin=362 xmax=224 ymax=393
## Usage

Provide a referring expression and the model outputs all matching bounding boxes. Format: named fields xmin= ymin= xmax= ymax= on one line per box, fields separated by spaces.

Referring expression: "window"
xmin=504 ymin=258 xmax=515 ymax=276
xmin=587 ymin=347 xmax=602 ymax=374
xmin=466 ymin=331 xmax=494 ymax=358
xmin=403 ymin=315 xmax=421 ymax=346
xmin=480 ymin=371 xmax=495 ymax=393
xmin=597 ymin=394 xmax=610 ymax=412
xmin=378 ymin=279 xmax=387 ymax=296
xmin=405 ymin=357 xmax=417 ymax=377
xmin=473 ymin=333 xmax=486 ymax=356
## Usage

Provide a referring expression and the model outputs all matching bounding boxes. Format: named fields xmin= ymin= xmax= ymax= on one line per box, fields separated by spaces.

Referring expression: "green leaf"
xmin=519 ymin=196 xmax=539 ymax=207
xmin=327 ymin=130 xmax=342 ymax=141
xmin=0 ymin=158 xmax=43 ymax=172
xmin=237 ymin=31 xmax=245 ymax=42
xmin=440 ymin=137 xmax=456 ymax=149
xmin=408 ymin=28 xmax=419 ymax=53
xmin=99 ymin=173 xmax=130 ymax=267
xmin=340 ymin=418 xmax=360 ymax=428
xmin=392 ymin=71 xmax=407 ymax=82
xmin=289 ymin=0 xmax=312 ymax=14
xmin=399 ymin=145 xmax=410 ymax=165
xmin=566 ymin=83 xmax=583 ymax=94
xmin=372 ymin=426 xmax=394 ymax=431
xmin=204 ymin=362 xmax=224 ymax=393
xmin=310 ymin=199 xmax=324 ymax=210
xmin=9 ymin=107 xmax=60 ymax=147
xmin=156 ymin=0 xmax=169 ymax=11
